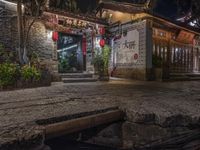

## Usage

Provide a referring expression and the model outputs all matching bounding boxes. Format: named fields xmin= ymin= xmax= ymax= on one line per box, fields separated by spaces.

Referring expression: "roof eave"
xmin=99 ymin=1 xmax=146 ymax=14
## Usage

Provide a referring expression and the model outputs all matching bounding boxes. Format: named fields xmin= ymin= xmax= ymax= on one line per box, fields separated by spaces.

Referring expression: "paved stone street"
xmin=0 ymin=80 xmax=200 ymax=149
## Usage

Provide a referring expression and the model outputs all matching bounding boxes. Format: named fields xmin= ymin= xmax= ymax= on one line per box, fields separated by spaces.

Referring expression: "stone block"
xmin=113 ymin=68 xmax=146 ymax=80
xmin=122 ymin=121 xmax=191 ymax=149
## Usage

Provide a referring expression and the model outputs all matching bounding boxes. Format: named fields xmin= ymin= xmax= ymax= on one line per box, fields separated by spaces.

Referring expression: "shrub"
xmin=0 ymin=63 xmax=19 ymax=87
xmin=92 ymin=54 xmax=104 ymax=74
xmin=152 ymin=55 xmax=163 ymax=68
xmin=92 ymin=45 xmax=111 ymax=76
xmin=21 ymin=65 xmax=41 ymax=81
xmin=58 ymin=59 xmax=70 ymax=73
xmin=102 ymin=45 xmax=111 ymax=70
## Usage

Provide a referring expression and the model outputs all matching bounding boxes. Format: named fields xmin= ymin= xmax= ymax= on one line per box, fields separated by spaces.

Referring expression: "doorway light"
xmin=57 ymin=44 xmax=78 ymax=52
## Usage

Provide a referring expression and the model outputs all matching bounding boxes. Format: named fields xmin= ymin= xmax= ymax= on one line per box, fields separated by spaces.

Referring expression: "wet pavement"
xmin=0 ymin=80 xmax=200 ymax=149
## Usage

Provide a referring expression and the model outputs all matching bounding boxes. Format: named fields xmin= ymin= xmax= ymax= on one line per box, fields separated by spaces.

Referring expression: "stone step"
xmin=188 ymin=77 xmax=200 ymax=81
xmin=169 ymin=73 xmax=200 ymax=81
xmin=62 ymin=78 xmax=97 ymax=83
xmin=168 ymin=77 xmax=190 ymax=81
xmin=187 ymin=74 xmax=200 ymax=77
xmin=60 ymin=73 xmax=93 ymax=79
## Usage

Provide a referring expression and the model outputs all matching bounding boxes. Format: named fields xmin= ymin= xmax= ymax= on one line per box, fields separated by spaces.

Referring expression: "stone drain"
xmin=38 ymin=110 xmax=200 ymax=150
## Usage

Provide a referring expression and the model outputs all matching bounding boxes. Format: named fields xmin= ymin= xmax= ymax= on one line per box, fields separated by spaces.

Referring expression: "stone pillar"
xmin=52 ymin=41 xmax=58 ymax=61
xmin=145 ymin=19 xmax=153 ymax=80
xmin=86 ymin=31 xmax=95 ymax=73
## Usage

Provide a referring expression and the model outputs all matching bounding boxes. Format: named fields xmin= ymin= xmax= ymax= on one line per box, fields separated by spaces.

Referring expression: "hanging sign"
xmin=99 ymin=27 xmax=105 ymax=35
xmin=176 ymin=30 xmax=195 ymax=44
xmin=114 ymin=29 xmax=139 ymax=65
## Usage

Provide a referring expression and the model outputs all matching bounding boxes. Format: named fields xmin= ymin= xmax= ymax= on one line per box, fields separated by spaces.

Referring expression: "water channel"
xmin=46 ymin=138 xmax=118 ymax=150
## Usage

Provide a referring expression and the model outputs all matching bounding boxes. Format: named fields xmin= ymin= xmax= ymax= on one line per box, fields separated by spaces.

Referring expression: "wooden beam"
xmin=45 ymin=110 xmax=124 ymax=140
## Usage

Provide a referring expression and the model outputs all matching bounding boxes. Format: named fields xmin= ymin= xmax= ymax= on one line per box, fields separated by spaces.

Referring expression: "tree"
xmin=17 ymin=0 xmax=23 ymax=64
xmin=49 ymin=0 xmax=77 ymax=12
xmin=190 ymin=0 xmax=200 ymax=27
xmin=177 ymin=0 xmax=200 ymax=28
xmin=17 ymin=0 xmax=47 ymax=64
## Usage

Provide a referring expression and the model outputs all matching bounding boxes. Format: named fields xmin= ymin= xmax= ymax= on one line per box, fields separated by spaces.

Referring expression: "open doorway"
xmin=57 ymin=33 xmax=84 ymax=73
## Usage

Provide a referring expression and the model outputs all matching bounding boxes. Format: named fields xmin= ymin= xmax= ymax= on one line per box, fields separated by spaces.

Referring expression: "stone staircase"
xmin=60 ymin=73 xmax=97 ymax=83
xmin=169 ymin=73 xmax=200 ymax=81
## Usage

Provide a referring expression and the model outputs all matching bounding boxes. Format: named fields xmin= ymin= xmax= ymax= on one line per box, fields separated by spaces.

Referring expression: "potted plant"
xmin=152 ymin=55 xmax=163 ymax=81
xmin=92 ymin=45 xmax=111 ymax=81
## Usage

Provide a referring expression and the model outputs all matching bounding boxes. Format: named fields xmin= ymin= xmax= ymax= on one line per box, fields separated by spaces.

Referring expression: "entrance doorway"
xmin=57 ymin=33 xmax=84 ymax=73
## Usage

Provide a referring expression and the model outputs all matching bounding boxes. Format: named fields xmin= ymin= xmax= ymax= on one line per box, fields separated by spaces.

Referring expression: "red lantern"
xmin=99 ymin=27 xmax=105 ymax=35
xmin=52 ymin=31 xmax=59 ymax=41
xmin=99 ymin=39 xmax=105 ymax=47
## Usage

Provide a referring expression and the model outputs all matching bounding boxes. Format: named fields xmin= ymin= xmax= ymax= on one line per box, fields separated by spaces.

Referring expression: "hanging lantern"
xmin=99 ymin=39 xmax=105 ymax=47
xmin=99 ymin=27 xmax=105 ymax=35
xmin=52 ymin=31 xmax=59 ymax=42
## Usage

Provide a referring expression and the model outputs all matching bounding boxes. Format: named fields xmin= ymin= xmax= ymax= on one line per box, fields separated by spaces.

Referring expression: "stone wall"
xmin=110 ymin=20 xmax=152 ymax=80
xmin=0 ymin=2 xmax=59 ymax=79
xmin=0 ymin=1 xmax=18 ymax=50
xmin=27 ymin=21 xmax=59 ymax=78
xmin=122 ymin=121 xmax=197 ymax=149
xmin=28 ymin=21 xmax=54 ymax=60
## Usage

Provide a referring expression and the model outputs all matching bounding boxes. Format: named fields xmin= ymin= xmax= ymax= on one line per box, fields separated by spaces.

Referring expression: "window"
xmin=158 ymin=31 xmax=166 ymax=37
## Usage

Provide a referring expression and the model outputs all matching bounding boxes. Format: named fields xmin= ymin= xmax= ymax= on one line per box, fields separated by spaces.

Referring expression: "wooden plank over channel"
xmin=45 ymin=110 xmax=124 ymax=140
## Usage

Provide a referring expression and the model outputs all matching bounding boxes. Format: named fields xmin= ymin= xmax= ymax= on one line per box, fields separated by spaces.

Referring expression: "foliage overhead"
xmin=177 ymin=0 xmax=200 ymax=27
xmin=23 ymin=0 xmax=47 ymax=16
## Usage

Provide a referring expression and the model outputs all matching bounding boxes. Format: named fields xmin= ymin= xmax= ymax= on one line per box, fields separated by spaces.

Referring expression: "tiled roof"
xmin=99 ymin=0 xmax=147 ymax=14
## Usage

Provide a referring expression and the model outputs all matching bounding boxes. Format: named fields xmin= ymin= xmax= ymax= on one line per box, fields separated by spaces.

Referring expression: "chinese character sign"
xmin=115 ymin=29 xmax=139 ymax=65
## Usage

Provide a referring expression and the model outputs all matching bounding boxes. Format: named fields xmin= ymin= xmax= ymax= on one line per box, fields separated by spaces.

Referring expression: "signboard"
xmin=43 ymin=12 xmax=91 ymax=29
xmin=114 ymin=29 xmax=139 ymax=66
xmin=194 ymin=37 xmax=200 ymax=48
xmin=176 ymin=30 xmax=195 ymax=44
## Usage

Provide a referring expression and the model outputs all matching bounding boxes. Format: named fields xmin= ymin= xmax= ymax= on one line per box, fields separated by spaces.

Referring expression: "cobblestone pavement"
xmin=0 ymin=80 xmax=200 ymax=147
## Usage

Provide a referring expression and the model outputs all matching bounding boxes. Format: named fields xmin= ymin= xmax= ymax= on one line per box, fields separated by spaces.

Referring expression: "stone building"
xmin=98 ymin=0 xmax=200 ymax=80
xmin=0 ymin=0 xmax=107 ymax=79
xmin=1 ymin=0 xmax=200 ymax=81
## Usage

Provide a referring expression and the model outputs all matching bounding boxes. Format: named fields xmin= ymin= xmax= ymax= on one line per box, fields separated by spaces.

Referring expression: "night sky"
xmin=154 ymin=0 xmax=178 ymax=19
xmin=55 ymin=0 xmax=185 ymax=21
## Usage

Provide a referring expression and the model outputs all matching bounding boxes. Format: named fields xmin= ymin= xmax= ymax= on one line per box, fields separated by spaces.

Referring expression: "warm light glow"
xmin=57 ymin=44 xmax=78 ymax=52
xmin=95 ymin=37 xmax=101 ymax=48
xmin=115 ymin=11 xmax=124 ymax=18
xmin=47 ymin=30 xmax=53 ymax=39
xmin=189 ymin=20 xmax=197 ymax=27
xmin=0 ymin=0 xmax=17 ymax=6
xmin=109 ymin=13 xmax=113 ymax=18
